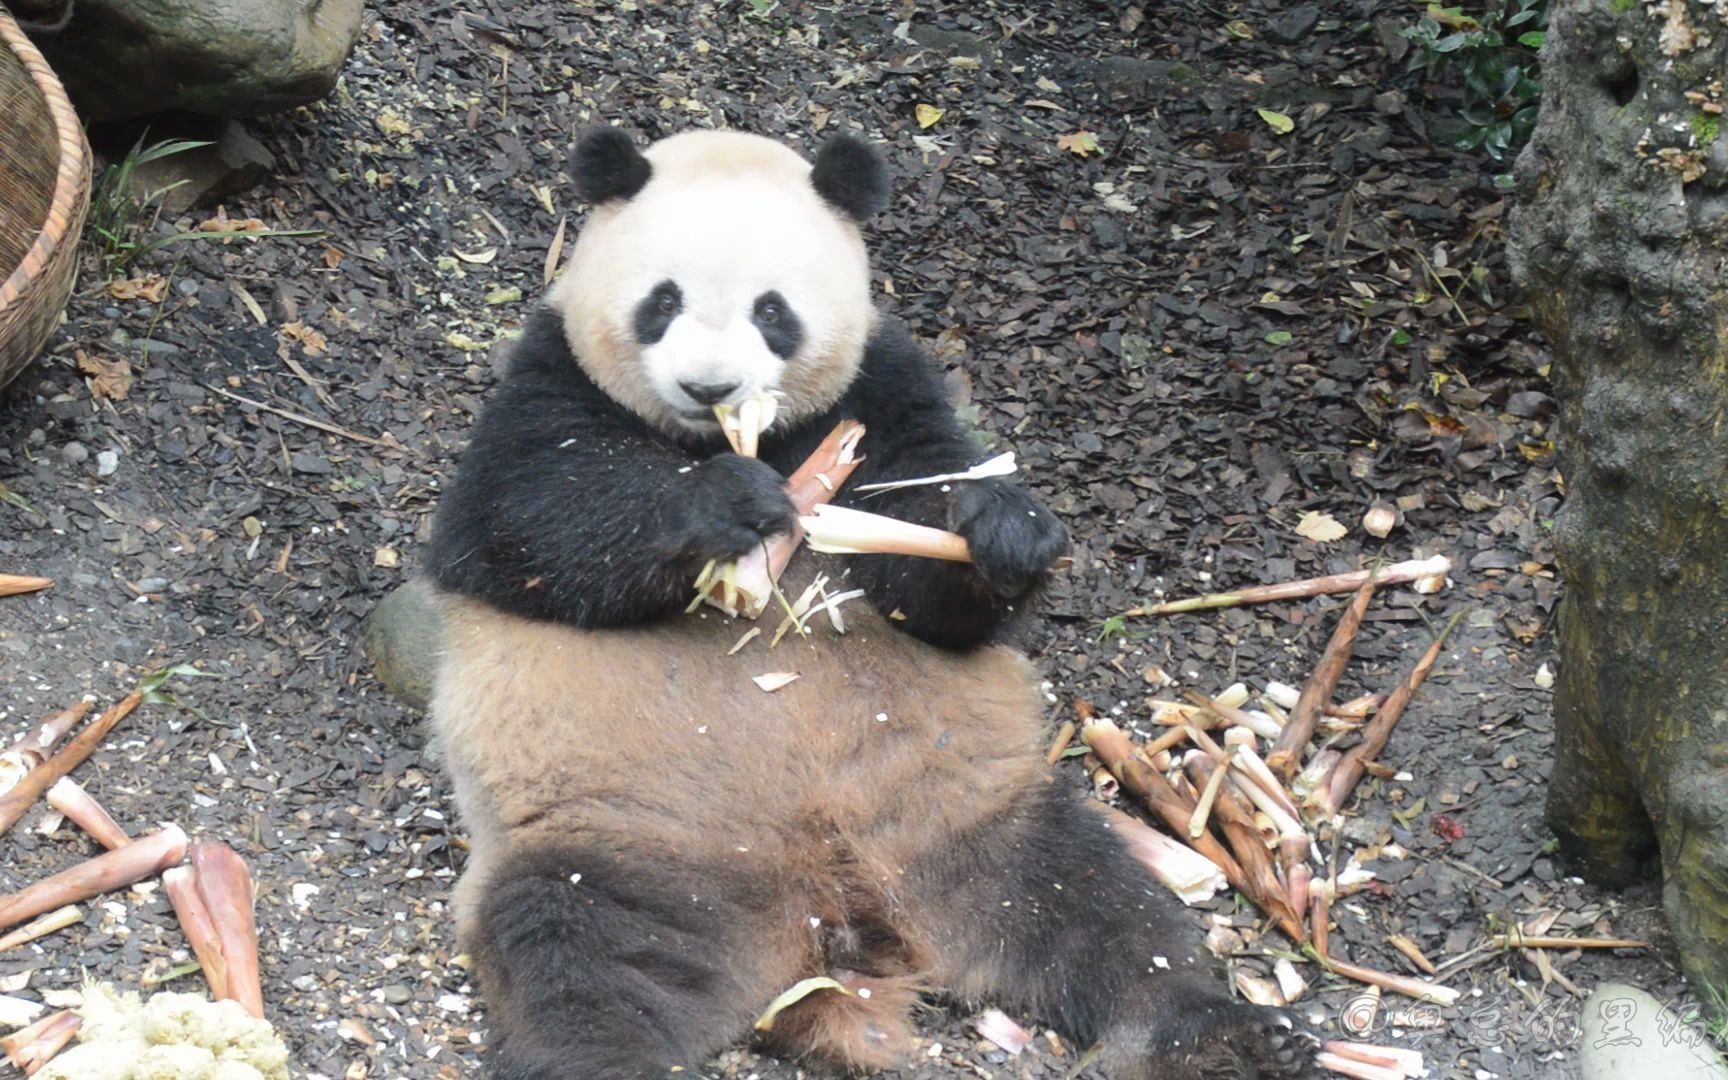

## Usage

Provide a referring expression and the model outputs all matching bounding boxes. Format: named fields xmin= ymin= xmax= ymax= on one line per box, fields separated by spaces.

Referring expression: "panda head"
xmin=549 ymin=128 xmax=891 ymax=438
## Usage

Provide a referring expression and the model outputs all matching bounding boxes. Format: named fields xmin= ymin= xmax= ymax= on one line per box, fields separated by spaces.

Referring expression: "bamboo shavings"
xmin=753 ymin=977 xmax=851 ymax=1031
xmin=852 ymin=451 xmax=1017 ymax=493
xmin=751 ymin=672 xmax=800 ymax=693
xmin=713 ymin=391 xmax=782 ymax=459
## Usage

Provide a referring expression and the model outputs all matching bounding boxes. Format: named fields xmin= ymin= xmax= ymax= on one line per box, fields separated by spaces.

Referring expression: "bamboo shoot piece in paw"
xmin=799 ymin=504 xmax=972 ymax=562
xmin=696 ymin=419 xmax=866 ymax=619
xmin=0 ymin=826 xmax=187 ymax=933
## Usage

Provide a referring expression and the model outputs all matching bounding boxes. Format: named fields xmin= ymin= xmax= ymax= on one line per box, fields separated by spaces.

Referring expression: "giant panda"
xmin=424 ymin=127 xmax=1293 ymax=1079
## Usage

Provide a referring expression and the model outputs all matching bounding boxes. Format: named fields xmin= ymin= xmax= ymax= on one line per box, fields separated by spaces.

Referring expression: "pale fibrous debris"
xmin=752 ymin=977 xmax=851 ymax=1031
xmin=751 ymin=672 xmax=800 ymax=693
xmin=33 ymin=980 xmax=289 ymax=1080
xmin=851 ymin=451 xmax=1018 ymax=493
xmin=712 ymin=390 xmax=784 ymax=459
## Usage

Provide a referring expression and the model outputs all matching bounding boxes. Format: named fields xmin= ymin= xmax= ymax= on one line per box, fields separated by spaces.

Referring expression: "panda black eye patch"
xmin=752 ymin=291 xmax=802 ymax=359
xmin=633 ymin=281 xmax=683 ymax=345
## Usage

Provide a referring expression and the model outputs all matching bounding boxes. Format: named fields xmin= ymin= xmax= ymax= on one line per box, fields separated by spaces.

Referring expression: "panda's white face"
xmin=550 ymin=132 xmax=876 ymax=438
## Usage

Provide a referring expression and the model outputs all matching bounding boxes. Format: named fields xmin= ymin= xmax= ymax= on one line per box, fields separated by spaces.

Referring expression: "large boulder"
xmin=33 ymin=0 xmax=363 ymax=123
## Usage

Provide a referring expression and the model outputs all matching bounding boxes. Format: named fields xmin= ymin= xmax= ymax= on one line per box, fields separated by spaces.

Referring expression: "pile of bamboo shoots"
xmin=0 ymin=678 xmax=266 ymax=1075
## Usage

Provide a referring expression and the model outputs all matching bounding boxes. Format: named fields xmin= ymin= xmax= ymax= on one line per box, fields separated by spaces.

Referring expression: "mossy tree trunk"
xmin=1509 ymin=0 xmax=1728 ymax=997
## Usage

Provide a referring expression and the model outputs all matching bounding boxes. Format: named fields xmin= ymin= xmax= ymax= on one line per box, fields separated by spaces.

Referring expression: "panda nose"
xmin=678 ymin=379 xmax=740 ymax=406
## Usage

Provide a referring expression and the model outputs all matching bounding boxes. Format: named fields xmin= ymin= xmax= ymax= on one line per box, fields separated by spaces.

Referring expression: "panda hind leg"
xmin=917 ymin=785 xmax=1301 ymax=1079
xmin=468 ymin=842 xmax=797 ymax=1080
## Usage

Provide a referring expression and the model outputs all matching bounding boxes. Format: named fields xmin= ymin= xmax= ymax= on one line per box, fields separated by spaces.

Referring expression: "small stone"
xmin=1266 ymin=4 xmax=1321 ymax=44
xmin=61 ymin=441 xmax=88 ymax=466
xmin=363 ymin=579 xmax=446 ymax=712
xmin=382 ymin=983 xmax=412 ymax=1005
xmin=136 ymin=577 xmax=169 ymax=594
xmin=291 ymin=974 xmax=318 ymax=992
xmin=96 ymin=450 xmax=119 ymax=476
xmin=1579 ymin=983 xmax=1728 ymax=1080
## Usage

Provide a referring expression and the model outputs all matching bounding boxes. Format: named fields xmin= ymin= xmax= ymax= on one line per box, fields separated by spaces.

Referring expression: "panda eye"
xmin=655 ymin=291 xmax=679 ymax=316
xmin=757 ymin=300 xmax=782 ymax=325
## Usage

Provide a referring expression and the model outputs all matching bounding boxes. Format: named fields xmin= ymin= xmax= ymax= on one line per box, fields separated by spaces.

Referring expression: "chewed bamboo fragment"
xmin=0 ymin=825 xmax=188 ymax=933
xmin=0 ymin=691 xmax=146 ymax=839
xmin=1044 ymin=721 xmax=1077 ymax=765
xmin=45 ymin=778 xmax=129 ymax=850
xmin=1493 ymin=933 xmax=1650 ymax=950
xmin=0 ymin=575 xmax=53 ymax=598
xmin=1318 ymin=954 xmax=1460 ymax=1006
xmin=1122 ymin=555 xmax=1452 ymax=617
xmin=1079 ymin=719 xmax=1252 ymax=900
xmin=1182 ymin=752 xmax=1304 ymax=941
xmin=799 ymin=504 xmax=972 ymax=562
xmin=1321 ymin=1041 xmax=1425 ymax=1078
xmin=1188 ymin=762 xmax=1229 ymax=839
xmin=1 ymin=1009 xmax=79 ymax=1074
xmin=0 ymin=704 xmax=93 ymax=799
xmin=189 ymin=842 xmax=264 ymax=1018
xmin=0 ymin=905 xmax=82 ymax=953
xmin=852 ymin=451 xmax=1018 ymax=493
xmin=1097 ymin=805 xmax=1226 ymax=904
xmin=164 ymin=866 xmax=227 ymax=1000
xmin=713 ymin=391 xmax=782 ymax=459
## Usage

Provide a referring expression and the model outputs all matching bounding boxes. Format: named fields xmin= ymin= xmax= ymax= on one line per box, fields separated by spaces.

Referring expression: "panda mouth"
xmin=677 ymin=409 xmax=721 ymax=424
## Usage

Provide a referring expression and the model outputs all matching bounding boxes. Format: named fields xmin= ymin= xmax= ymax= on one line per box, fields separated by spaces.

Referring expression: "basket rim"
xmin=0 ymin=5 xmax=89 ymax=317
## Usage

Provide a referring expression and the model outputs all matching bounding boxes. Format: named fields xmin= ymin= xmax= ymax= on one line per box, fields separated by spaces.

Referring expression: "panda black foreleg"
xmin=469 ymin=844 xmax=795 ymax=1079
xmin=911 ymin=785 xmax=1294 ymax=1078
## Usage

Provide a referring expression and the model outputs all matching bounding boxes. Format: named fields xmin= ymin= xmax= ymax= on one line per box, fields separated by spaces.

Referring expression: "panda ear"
xmin=811 ymin=135 xmax=890 ymax=222
xmin=571 ymin=127 xmax=653 ymax=204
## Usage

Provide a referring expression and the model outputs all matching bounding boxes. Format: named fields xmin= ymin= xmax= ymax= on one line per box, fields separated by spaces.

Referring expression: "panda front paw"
xmin=950 ymin=480 xmax=1069 ymax=599
xmin=682 ymin=453 xmax=798 ymax=562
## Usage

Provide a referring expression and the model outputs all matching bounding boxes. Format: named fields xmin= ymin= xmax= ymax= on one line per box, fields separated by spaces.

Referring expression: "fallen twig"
xmin=1267 ymin=579 xmax=1375 ymax=779
xmin=1120 ymin=555 xmax=1450 ymax=617
xmin=1494 ymin=933 xmax=1649 ymax=950
xmin=0 ymin=826 xmax=188 ymax=933
xmin=1310 ymin=609 xmax=1466 ymax=817
xmin=0 ymin=905 xmax=82 ymax=953
xmin=0 ymin=575 xmax=53 ymax=598
xmin=206 ymin=384 xmax=388 ymax=448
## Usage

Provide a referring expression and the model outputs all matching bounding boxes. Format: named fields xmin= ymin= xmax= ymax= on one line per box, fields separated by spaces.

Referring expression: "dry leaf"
xmin=1256 ymin=108 xmax=1295 ymax=134
xmin=1057 ymin=130 xmax=1101 ymax=156
xmin=231 ymin=284 xmax=268 ymax=326
xmin=106 ymin=276 xmax=167 ymax=303
xmin=195 ymin=210 xmax=267 ymax=233
xmin=752 ymin=672 xmax=800 ymax=693
xmin=914 ymin=103 xmax=944 ymax=129
xmin=543 ymin=216 xmax=568 ymax=287
xmin=322 ymin=246 xmax=344 ymax=270
xmin=1295 ymin=511 xmax=1348 ymax=543
xmin=75 ymin=350 xmax=133 ymax=401
xmin=282 ymin=321 xmax=328 ymax=357
xmin=375 ymin=106 xmax=414 ymax=137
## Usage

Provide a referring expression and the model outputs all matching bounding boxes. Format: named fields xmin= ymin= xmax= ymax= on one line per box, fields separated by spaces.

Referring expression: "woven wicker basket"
xmin=0 ymin=6 xmax=90 ymax=393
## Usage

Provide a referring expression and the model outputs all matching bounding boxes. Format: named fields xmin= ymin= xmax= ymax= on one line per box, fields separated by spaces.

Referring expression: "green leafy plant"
xmin=1403 ymin=0 xmax=1548 ymax=160
xmin=85 ymin=133 xmax=322 ymax=273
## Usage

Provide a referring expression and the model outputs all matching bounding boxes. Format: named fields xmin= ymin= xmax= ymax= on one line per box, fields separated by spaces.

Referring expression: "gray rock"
xmin=1266 ymin=4 xmax=1321 ymax=45
xmin=61 ymin=442 xmax=88 ymax=466
xmin=95 ymin=450 xmax=119 ymax=477
xmin=126 ymin=119 xmax=278 ymax=214
xmin=136 ymin=577 xmax=169 ymax=594
xmin=1578 ymin=982 xmax=1728 ymax=1080
xmin=363 ymin=579 xmax=445 ymax=712
xmin=36 ymin=0 xmax=363 ymax=123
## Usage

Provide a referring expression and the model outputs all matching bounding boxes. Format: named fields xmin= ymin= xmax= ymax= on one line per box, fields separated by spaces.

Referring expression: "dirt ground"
xmin=0 ymin=1 xmax=1694 ymax=1077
